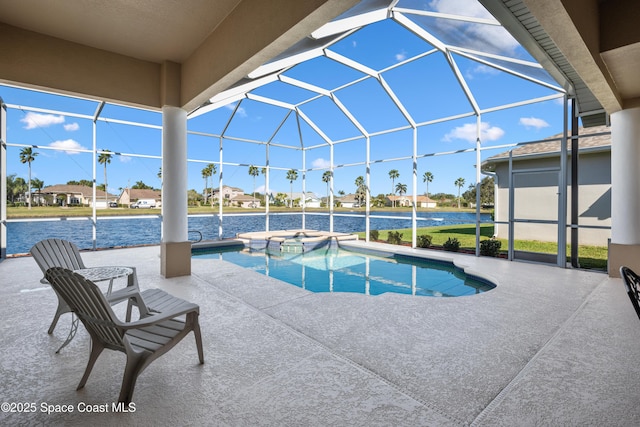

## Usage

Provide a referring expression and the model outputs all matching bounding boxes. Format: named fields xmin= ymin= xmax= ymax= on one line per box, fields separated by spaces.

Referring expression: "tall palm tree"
xmin=389 ymin=169 xmax=399 ymax=208
xmin=454 ymin=177 xmax=465 ymax=209
xmin=201 ymin=163 xmax=216 ymax=206
xmin=355 ymin=175 xmax=367 ymax=206
xmin=19 ymin=147 xmax=38 ymax=209
xmin=248 ymin=165 xmax=259 ymax=207
xmin=286 ymin=169 xmax=298 ymax=208
xmin=261 ymin=167 xmax=268 ymax=204
xmin=98 ymin=150 xmax=112 ymax=207
xmin=31 ymin=178 xmax=44 ymax=206
xmin=423 ymin=171 xmax=433 ymax=201
xmin=395 ymin=182 xmax=407 ymax=206
xmin=322 ymin=171 xmax=332 ymax=207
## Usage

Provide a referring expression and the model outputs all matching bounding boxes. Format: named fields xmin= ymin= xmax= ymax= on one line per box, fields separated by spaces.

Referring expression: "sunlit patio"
xmin=2 ymin=244 xmax=640 ymax=426
xmin=2 ymin=0 xmax=640 ymax=425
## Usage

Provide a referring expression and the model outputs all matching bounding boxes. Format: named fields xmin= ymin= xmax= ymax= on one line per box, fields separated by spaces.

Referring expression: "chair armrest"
xmin=118 ymin=303 xmax=199 ymax=329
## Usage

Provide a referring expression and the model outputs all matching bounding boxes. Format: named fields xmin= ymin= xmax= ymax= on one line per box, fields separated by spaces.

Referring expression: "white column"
xmin=160 ymin=106 xmax=190 ymax=278
xmin=162 ymin=106 xmax=188 ymax=242
xmin=0 ymin=99 xmax=6 ymax=259
xmin=611 ymin=107 xmax=640 ymax=244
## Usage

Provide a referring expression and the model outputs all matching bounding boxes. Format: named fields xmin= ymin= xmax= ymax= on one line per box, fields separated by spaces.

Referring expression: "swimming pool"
xmin=194 ymin=245 xmax=495 ymax=297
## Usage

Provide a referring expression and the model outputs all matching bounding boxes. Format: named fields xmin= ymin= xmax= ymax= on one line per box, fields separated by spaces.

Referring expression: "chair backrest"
xmin=45 ymin=267 xmax=125 ymax=350
xmin=30 ymin=239 xmax=86 ymax=283
xmin=620 ymin=266 xmax=640 ymax=321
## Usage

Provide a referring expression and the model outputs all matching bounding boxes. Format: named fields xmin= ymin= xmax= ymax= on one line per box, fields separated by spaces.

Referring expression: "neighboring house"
xmin=211 ymin=186 xmax=244 ymax=203
xmin=286 ymin=192 xmax=321 ymax=208
xmin=386 ymin=195 xmax=437 ymax=208
xmin=41 ymin=184 xmax=118 ymax=208
xmin=230 ymin=194 xmax=259 ymax=208
xmin=337 ymin=193 xmax=359 ymax=208
xmin=482 ymin=125 xmax=611 ymax=246
xmin=118 ymin=188 xmax=162 ymax=206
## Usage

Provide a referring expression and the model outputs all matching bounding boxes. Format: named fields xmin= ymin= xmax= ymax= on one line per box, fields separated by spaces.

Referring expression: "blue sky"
xmin=2 ymin=0 xmax=569 ymax=201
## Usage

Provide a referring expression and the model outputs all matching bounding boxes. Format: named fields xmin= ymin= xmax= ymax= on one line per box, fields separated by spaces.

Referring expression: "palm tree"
xmin=261 ymin=167 xmax=268 ymax=204
xmin=338 ymin=190 xmax=345 ymax=196
xmin=389 ymin=169 xmax=399 ymax=207
xmin=201 ymin=163 xmax=216 ymax=206
xmin=423 ymin=171 xmax=433 ymax=201
xmin=98 ymin=150 xmax=112 ymax=207
xmin=19 ymin=147 xmax=38 ymax=209
xmin=248 ymin=165 xmax=259 ymax=207
xmin=31 ymin=178 xmax=44 ymax=206
xmin=395 ymin=182 xmax=407 ymax=206
xmin=454 ymin=177 xmax=465 ymax=209
xmin=355 ymin=175 xmax=367 ymax=206
xmin=322 ymin=171 xmax=332 ymax=207
xmin=286 ymin=169 xmax=298 ymax=208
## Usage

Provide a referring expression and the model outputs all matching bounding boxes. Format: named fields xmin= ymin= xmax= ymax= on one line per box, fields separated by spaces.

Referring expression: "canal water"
xmin=6 ymin=211 xmax=490 ymax=255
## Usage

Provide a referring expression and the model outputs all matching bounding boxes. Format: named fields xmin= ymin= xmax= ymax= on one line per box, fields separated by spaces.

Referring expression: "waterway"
xmin=5 ymin=211 xmax=491 ymax=255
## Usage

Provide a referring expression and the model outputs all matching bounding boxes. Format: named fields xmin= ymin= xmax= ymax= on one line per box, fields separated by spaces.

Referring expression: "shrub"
xmin=417 ymin=234 xmax=432 ymax=248
xmin=369 ymin=229 xmax=379 ymax=241
xmin=387 ymin=231 xmax=403 ymax=245
xmin=480 ymin=239 xmax=502 ymax=257
xmin=443 ymin=237 xmax=460 ymax=252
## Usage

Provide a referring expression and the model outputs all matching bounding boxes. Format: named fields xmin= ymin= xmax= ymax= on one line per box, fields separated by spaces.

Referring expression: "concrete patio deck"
xmin=1 ymin=242 xmax=640 ymax=426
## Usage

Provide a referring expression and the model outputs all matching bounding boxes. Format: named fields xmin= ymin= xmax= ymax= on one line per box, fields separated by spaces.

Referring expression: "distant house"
xmin=337 ymin=193 xmax=359 ymax=208
xmin=41 ymin=184 xmax=118 ymax=208
xmin=118 ymin=188 xmax=161 ymax=206
xmin=286 ymin=192 xmax=322 ymax=208
xmin=230 ymin=194 xmax=259 ymax=208
xmin=386 ymin=195 xmax=437 ymax=208
xmin=482 ymin=125 xmax=611 ymax=246
xmin=211 ymin=186 xmax=244 ymax=203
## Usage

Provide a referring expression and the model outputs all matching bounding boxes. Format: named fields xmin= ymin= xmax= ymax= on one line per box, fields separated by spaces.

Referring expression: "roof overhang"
xmin=480 ymin=0 xmax=640 ymax=127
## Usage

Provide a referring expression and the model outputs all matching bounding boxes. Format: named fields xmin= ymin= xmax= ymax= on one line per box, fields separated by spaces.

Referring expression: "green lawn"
xmin=358 ymin=224 xmax=608 ymax=270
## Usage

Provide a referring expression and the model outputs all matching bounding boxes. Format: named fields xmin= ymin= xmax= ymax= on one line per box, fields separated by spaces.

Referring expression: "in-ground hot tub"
xmin=236 ymin=229 xmax=359 ymax=253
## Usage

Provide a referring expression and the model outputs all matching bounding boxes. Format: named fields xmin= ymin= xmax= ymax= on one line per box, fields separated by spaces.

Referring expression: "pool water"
xmin=194 ymin=247 xmax=495 ymax=297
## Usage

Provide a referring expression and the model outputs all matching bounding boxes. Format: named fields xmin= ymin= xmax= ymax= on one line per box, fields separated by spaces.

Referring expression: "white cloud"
xmin=429 ymin=0 xmax=493 ymax=19
xmin=312 ymin=158 xmax=331 ymax=169
xmin=255 ymin=185 xmax=273 ymax=194
xmin=64 ymin=122 xmax=80 ymax=131
xmin=465 ymin=64 xmax=499 ymax=80
xmin=352 ymin=41 xmax=357 ymax=48
xmin=225 ymin=103 xmax=247 ymax=118
xmin=395 ymin=50 xmax=407 ymax=61
xmin=119 ymin=156 xmax=132 ymax=163
xmin=49 ymin=139 xmax=86 ymax=154
xmin=429 ymin=0 xmax=519 ymax=56
xmin=21 ymin=112 xmax=65 ymax=129
xmin=519 ymin=117 xmax=550 ymax=130
xmin=443 ymin=122 xmax=505 ymax=143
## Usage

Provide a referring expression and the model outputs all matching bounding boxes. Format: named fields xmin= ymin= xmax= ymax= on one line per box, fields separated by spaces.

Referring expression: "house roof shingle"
xmin=483 ymin=125 xmax=611 ymax=166
xmin=42 ymin=184 xmax=117 ymax=198
xmin=125 ymin=188 xmax=161 ymax=200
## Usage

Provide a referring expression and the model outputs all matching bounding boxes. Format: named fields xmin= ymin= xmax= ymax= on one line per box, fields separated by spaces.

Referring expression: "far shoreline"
xmin=6 ymin=206 xmax=492 ymax=220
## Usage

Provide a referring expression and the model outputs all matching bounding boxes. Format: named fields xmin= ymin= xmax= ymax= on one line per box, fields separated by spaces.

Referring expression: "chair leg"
xmin=48 ymin=300 xmax=68 ymax=334
xmin=192 ymin=315 xmax=205 ymax=364
xmin=125 ymin=300 xmax=134 ymax=322
xmin=119 ymin=355 xmax=146 ymax=404
xmin=77 ymin=340 xmax=105 ymax=390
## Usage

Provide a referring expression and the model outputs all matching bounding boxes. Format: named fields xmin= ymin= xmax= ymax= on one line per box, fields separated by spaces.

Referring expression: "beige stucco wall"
xmin=492 ymin=151 xmax=611 ymax=246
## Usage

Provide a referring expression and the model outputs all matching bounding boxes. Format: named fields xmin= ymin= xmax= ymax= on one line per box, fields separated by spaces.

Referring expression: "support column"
xmin=609 ymin=107 xmax=640 ymax=277
xmin=0 ymin=98 xmax=6 ymax=260
xmin=161 ymin=106 xmax=191 ymax=277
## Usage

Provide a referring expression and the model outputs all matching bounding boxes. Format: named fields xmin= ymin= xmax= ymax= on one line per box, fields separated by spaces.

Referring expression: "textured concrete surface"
xmin=1 ymin=243 xmax=640 ymax=426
